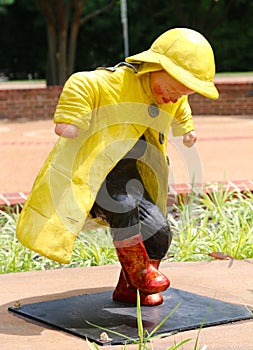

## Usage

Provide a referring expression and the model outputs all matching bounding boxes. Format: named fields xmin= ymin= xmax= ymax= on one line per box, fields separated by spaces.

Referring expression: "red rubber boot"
xmin=113 ymin=234 xmax=170 ymax=295
xmin=112 ymin=259 xmax=166 ymax=306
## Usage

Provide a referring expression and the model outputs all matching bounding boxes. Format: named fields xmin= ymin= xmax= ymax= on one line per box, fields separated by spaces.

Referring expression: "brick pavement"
xmin=0 ymin=114 xmax=253 ymax=206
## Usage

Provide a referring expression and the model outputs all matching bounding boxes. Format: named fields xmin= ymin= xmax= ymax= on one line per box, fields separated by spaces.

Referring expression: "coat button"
xmin=148 ymin=104 xmax=159 ymax=118
xmin=159 ymin=132 xmax=164 ymax=144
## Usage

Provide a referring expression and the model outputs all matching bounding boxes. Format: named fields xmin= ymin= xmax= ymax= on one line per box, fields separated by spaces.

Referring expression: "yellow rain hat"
xmin=126 ymin=28 xmax=219 ymax=99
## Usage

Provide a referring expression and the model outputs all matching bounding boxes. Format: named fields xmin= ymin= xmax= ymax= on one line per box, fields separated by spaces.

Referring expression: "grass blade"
xmin=146 ymin=302 xmax=181 ymax=340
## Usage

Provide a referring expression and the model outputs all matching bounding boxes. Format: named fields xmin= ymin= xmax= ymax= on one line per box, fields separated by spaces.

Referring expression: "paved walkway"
xmin=1 ymin=260 xmax=253 ymax=350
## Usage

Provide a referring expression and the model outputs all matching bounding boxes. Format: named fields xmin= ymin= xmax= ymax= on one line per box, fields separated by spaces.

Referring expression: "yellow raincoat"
xmin=16 ymin=64 xmax=194 ymax=264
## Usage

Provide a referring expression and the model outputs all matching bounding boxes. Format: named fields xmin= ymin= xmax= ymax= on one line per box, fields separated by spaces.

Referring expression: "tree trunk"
xmin=47 ymin=23 xmax=58 ymax=85
xmin=68 ymin=3 xmax=83 ymax=76
xmin=58 ymin=28 xmax=67 ymax=85
xmin=36 ymin=0 xmax=117 ymax=86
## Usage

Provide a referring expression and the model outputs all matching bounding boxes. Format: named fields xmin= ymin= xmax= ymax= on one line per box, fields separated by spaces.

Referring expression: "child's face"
xmin=150 ymin=70 xmax=194 ymax=105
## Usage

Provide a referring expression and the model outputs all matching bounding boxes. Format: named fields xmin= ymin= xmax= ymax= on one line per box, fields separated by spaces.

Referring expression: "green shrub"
xmin=167 ymin=184 xmax=253 ymax=261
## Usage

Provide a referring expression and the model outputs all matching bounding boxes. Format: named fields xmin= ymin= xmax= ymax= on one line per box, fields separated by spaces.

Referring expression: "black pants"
xmin=91 ymin=156 xmax=172 ymax=260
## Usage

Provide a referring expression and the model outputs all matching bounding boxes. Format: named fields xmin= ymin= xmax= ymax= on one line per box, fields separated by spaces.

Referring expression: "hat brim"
xmin=126 ymin=50 xmax=219 ymax=100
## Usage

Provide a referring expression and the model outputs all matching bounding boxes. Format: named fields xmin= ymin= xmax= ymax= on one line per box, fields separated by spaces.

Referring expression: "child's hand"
xmin=55 ymin=123 xmax=78 ymax=139
xmin=183 ymin=131 xmax=197 ymax=147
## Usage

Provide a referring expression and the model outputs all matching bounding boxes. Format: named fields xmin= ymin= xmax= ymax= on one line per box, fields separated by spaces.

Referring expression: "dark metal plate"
xmin=8 ymin=288 xmax=252 ymax=346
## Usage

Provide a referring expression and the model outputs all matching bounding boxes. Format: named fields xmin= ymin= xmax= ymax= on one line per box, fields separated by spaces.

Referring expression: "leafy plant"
xmin=167 ymin=183 xmax=253 ymax=261
xmin=70 ymin=228 xmax=117 ymax=267
xmin=0 ymin=206 xmax=117 ymax=274
xmin=0 ymin=206 xmax=61 ymax=273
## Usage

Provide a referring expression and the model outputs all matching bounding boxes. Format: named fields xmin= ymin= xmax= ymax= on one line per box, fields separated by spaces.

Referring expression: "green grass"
xmin=0 ymin=79 xmax=46 ymax=83
xmin=0 ymin=183 xmax=252 ymax=274
xmin=215 ymin=71 xmax=253 ymax=76
xmin=167 ymin=183 xmax=253 ymax=262
xmin=0 ymin=207 xmax=118 ymax=274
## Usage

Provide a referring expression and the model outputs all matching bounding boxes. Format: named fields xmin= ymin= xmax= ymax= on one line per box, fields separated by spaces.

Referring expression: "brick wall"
xmin=0 ymin=86 xmax=63 ymax=120
xmin=189 ymin=81 xmax=253 ymax=115
xmin=0 ymin=81 xmax=252 ymax=120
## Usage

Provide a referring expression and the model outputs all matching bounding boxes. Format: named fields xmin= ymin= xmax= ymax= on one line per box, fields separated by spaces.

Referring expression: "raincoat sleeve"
xmin=171 ymin=95 xmax=194 ymax=136
xmin=54 ymin=72 xmax=96 ymax=130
